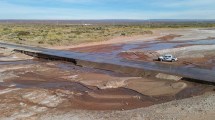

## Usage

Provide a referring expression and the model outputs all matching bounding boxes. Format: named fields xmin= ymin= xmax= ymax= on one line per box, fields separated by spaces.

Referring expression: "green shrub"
xmin=38 ymin=40 xmax=45 ymax=44
xmin=16 ymin=31 xmax=30 ymax=36
xmin=121 ymin=32 xmax=126 ymax=36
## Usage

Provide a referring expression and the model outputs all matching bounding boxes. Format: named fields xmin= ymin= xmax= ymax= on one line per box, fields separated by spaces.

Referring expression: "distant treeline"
xmin=0 ymin=19 xmax=215 ymax=28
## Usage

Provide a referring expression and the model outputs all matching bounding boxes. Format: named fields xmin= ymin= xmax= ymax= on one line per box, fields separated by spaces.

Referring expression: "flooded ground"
xmin=1 ymin=29 xmax=215 ymax=119
xmin=0 ymin=48 xmax=214 ymax=119
xmin=70 ymin=35 xmax=215 ymax=70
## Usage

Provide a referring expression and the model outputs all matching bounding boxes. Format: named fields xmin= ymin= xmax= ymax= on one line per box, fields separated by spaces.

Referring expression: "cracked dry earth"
xmin=0 ymin=48 xmax=215 ymax=120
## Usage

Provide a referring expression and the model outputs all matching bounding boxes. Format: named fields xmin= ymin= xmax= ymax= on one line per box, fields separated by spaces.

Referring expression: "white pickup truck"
xmin=158 ymin=54 xmax=178 ymax=62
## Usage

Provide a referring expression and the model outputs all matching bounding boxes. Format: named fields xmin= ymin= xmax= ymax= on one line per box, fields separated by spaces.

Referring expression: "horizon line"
xmin=1 ymin=19 xmax=215 ymax=21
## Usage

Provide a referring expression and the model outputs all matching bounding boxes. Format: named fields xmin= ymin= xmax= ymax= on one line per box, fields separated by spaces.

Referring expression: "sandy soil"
xmin=51 ymin=34 xmax=161 ymax=50
xmin=51 ymin=28 xmax=215 ymax=50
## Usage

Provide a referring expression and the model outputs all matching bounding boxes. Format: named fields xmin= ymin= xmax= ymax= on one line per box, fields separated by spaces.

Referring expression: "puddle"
xmin=187 ymin=39 xmax=215 ymax=45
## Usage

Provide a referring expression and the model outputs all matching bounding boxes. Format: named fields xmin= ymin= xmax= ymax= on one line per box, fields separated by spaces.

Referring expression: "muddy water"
xmin=70 ymin=39 xmax=215 ymax=54
xmin=1 ymin=42 xmax=215 ymax=83
xmin=68 ymin=39 xmax=215 ymax=82
xmin=69 ymin=39 xmax=215 ymax=69
xmin=4 ymin=77 xmax=214 ymax=110
xmin=0 ymin=49 xmax=214 ymax=111
xmin=0 ymin=58 xmax=213 ymax=110
xmin=140 ymin=39 xmax=215 ymax=51
xmin=0 ymin=44 xmax=215 ymax=114
xmin=86 ymin=39 xmax=215 ymax=70
xmin=12 ymin=80 xmax=155 ymax=110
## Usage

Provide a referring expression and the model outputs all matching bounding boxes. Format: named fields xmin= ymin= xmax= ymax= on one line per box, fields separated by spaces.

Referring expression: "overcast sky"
xmin=0 ymin=0 xmax=215 ymax=19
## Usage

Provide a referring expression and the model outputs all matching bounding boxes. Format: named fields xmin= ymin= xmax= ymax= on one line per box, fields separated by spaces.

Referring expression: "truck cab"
xmin=158 ymin=54 xmax=178 ymax=62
